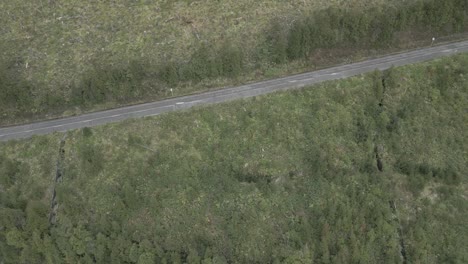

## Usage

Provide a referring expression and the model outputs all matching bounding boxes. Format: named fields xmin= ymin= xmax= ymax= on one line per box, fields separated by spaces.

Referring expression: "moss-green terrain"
xmin=1 ymin=53 xmax=467 ymax=263
xmin=1 ymin=0 xmax=467 ymax=125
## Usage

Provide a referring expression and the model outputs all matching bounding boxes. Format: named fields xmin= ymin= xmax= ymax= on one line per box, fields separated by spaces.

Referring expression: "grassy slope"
xmin=0 ymin=0 xmax=393 ymax=83
xmin=0 ymin=0 xmax=328 ymax=94
xmin=2 ymin=0 xmax=451 ymax=126
xmin=0 ymin=53 xmax=467 ymax=263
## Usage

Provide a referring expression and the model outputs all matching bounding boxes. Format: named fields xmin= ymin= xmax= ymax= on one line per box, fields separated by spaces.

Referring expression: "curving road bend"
xmin=1 ymin=41 xmax=468 ymax=141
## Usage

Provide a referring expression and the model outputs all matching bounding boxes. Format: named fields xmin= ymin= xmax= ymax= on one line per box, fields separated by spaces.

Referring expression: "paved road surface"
xmin=2 ymin=41 xmax=468 ymax=141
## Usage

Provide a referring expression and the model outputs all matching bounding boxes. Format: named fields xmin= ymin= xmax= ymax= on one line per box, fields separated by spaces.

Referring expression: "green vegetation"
xmin=1 ymin=54 xmax=467 ymax=263
xmin=1 ymin=0 xmax=468 ymax=125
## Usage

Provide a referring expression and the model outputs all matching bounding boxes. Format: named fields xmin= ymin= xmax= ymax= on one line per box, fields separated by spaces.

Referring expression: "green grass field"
xmin=1 ymin=0 xmax=467 ymax=126
xmin=1 ymin=53 xmax=467 ymax=263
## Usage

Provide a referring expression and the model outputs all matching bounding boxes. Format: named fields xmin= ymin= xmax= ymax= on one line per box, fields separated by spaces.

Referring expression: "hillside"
xmin=1 ymin=0 xmax=467 ymax=125
xmin=1 ymin=53 xmax=467 ymax=263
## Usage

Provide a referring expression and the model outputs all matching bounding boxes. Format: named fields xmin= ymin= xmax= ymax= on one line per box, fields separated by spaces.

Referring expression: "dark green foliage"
xmin=355 ymin=118 xmax=371 ymax=143
xmin=75 ymin=66 xmax=108 ymax=105
xmin=219 ymin=42 xmax=243 ymax=78
xmin=1 ymin=42 xmax=467 ymax=264
xmin=25 ymin=201 xmax=49 ymax=233
xmin=0 ymin=60 xmax=34 ymax=113
xmin=181 ymin=44 xmax=220 ymax=81
xmin=78 ymin=140 xmax=105 ymax=176
xmin=127 ymin=134 xmax=143 ymax=146
xmin=371 ymin=70 xmax=384 ymax=101
xmin=233 ymin=169 xmax=272 ymax=185
xmin=0 ymin=155 xmax=21 ymax=188
xmin=287 ymin=20 xmax=305 ymax=60
xmin=270 ymin=0 xmax=468 ymax=64
xmin=71 ymin=59 xmax=155 ymax=106
xmin=371 ymin=9 xmax=398 ymax=45
xmin=268 ymin=19 xmax=288 ymax=64
xmin=429 ymin=0 xmax=467 ymax=31
xmin=0 ymin=142 xmax=59 ymax=263
xmin=432 ymin=56 xmax=468 ymax=101
xmin=160 ymin=61 xmax=179 ymax=87
xmin=82 ymin=127 xmax=93 ymax=138
xmin=382 ymin=67 xmax=398 ymax=92
xmin=396 ymin=160 xmax=462 ymax=194
xmin=157 ymin=41 xmax=244 ymax=85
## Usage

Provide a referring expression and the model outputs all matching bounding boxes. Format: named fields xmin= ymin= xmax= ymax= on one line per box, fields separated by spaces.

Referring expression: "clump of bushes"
xmin=268 ymin=0 xmax=468 ymax=63
xmin=395 ymin=160 xmax=461 ymax=194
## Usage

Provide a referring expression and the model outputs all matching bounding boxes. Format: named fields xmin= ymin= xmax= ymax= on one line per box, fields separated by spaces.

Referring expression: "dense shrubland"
xmin=1 ymin=0 xmax=467 ymax=124
xmin=1 ymin=54 xmax=467 ymax=263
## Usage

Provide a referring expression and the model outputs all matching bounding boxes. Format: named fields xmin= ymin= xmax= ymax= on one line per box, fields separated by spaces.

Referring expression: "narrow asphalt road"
xmin=2 ymin=41 xmax=468 ymax=141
